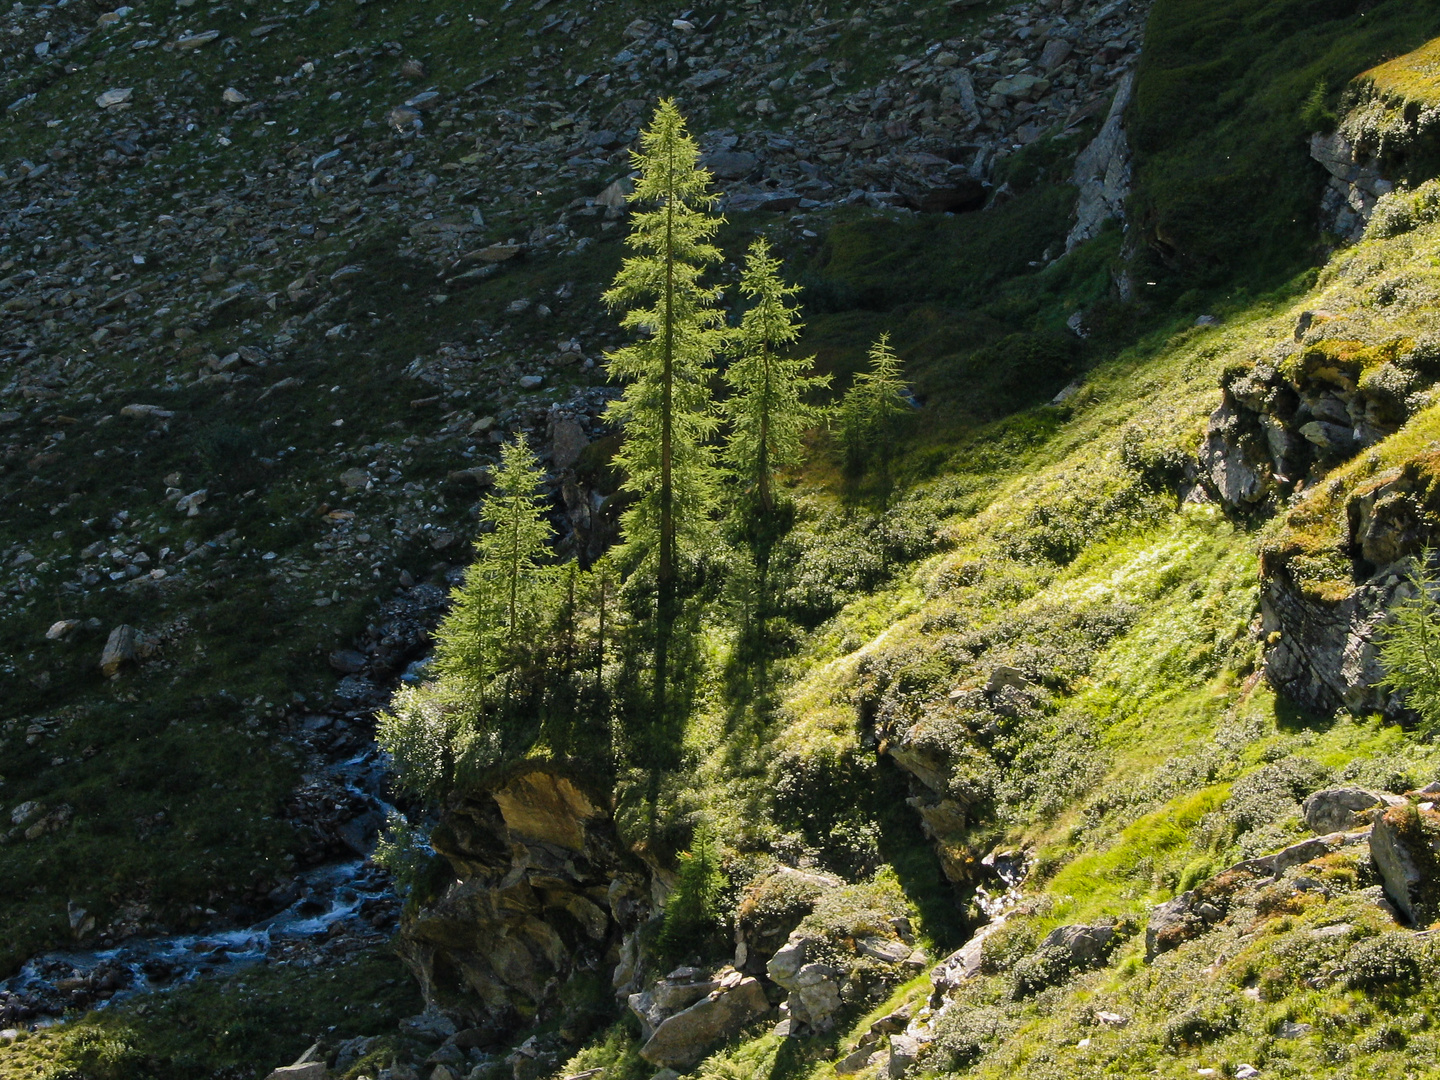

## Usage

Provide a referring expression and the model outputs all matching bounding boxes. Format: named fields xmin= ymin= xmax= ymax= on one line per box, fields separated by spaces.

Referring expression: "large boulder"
xmin=1369 ymin=803 xmax=1440 ymax=925
xmin=628 ymin=967 xmax=720 ymax=1040
xmin=1303 ymin=787 xmax=1389 ymax=834
xmin=638 ymin=971 xmax=770 ymax=1068
xmin=1039 ymin=923 xmax=1116 ymax=967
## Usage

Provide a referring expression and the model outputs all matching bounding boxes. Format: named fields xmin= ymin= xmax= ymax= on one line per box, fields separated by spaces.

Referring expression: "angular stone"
xmin=551 ymin=417 xmax=588 ymax=471
xmin=888 ymin=1034 xmax=920 ymax=1078
xmin=264 ymin=1062 xmax=325 ymax=1080
xmin=596 ymin=175 xmax=634 ymax=208
xmin=45 ymin=619 xmax=81 ymax=641
xmin=99 ymin=624 xmax=138 ymax=676
xmin=1039 ymin=38 xmax=1074 ymax=70
xmin=1299 ymin=419 xmax=1357 ymax=455
xmin=639 ymin=977 xmax=769 ymax=1068
xmin=766 ymin=934 xmax=812 ymax=984
xmin=991 ymin=74 xmax=1050 ymax=101
xmin=95 ymin=87 xmax=133 ymax=108
xmin=727 ymin=191 xmax=802 ymax=213
xmin=703 ymin=150 xmax=758 ymax=180
xmin=1303 ymin=787 xmax=1385 ymax=834
xmin=329 ymin=649 xmax=368 ymax=674
xmin=1370 ymin=804 xmax=1440 ymax=925
xmin=340 ymin=467 xmax=370 ymax=491
xmin=175 ymin=29 xmax=220 ymax=48
xmin=1039 ymin=923 xmax=1114 ymax=967
xmin=1067 ymin=71 xmax=1135 ymax=251
xmin=681 ymin=68 xmax=731 ymax=92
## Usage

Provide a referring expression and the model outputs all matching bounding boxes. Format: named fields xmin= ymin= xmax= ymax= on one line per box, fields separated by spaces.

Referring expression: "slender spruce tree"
xmin=840 ymin=334 xmax=910 ymax=506
xmin=723 ymin=238 xmax=830 ymax=676
xmin=603 ymin=98 xmax=725 ymax=722
xmin=1379 ymin=551 xmax=1440 ymax=732
xmin=435 ymin=433 xmax=554 ymax=712
xmin=723 ymin=237 xmax=831 ymax=514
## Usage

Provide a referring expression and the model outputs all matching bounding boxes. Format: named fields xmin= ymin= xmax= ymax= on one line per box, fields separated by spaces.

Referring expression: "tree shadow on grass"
xmin=871 ymin=757 xmax=970 ymax=953
xmin=1273 ymin=689 xmax=1338 ymax=735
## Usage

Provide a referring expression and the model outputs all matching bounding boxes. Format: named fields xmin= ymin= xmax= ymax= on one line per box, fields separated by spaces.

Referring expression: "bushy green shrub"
xmin=1345 ymin=933 xmax=1428 ymax=991
xmin=1222 ymin=756 xmax=1330 ymax=843
xmin=1367 ymin=181 xmax=1440 ymax=240
xmin=797 ymin=874 xmax=912 ymax=949
xmin=1162 ymin=995 xmax=1241 ymax=1049
xmin=933 ymin=1004 xmax=1019 ymax=1069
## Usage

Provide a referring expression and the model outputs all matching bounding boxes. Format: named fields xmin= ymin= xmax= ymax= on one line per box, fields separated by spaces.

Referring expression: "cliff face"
xmin=1194 ymin=325 xmax=1438 ymax=716
xmin=1314 ymin=37 xmax=1440 ymax=241
xmin=399 ymin=764 xmax=654 ymax=1037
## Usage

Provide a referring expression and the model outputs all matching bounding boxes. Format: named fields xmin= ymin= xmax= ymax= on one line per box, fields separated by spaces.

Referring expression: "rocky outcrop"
xmin=632 ymin=967 xmax=770 ymax=1069
xmin=1310 ymin=37 xmax=1440 ymax=241
xmin=767 ymin=934 xmax=844 ymax=1032
xmin=767 ymin=919 xmax=925 ymax=1035
xmin=1369 ymin=804 xmax=1440 ymax=926
xmin=398 ymin=762 xmax=652 ymax=1033
xmin=1261 ymin=570 xmax=1406 ymax=718
xmin=1067 ymin=71 xmax=1135 ymax=251
xmin=1191 ymin=327 xmax=1440 ymax=717
xmin=1260 ymin=446 xmax=1440 ymax=717
xmin=1311 ymin=131 xmax=1397 ymax=242
xmin=1200 ymin=335 xmax=1436 ymax=516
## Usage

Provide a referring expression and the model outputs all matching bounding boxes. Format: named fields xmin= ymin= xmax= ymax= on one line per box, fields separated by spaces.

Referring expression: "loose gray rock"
xmin=1369 ymin=806 xmax=1440 ymax=925
xmin=1303 ymin=787 xmax=1385 ymax=834
xmin=639 ymin=975 xmax=769 ymax=1068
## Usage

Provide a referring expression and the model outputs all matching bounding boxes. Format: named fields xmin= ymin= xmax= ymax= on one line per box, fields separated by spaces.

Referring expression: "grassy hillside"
xmin=5 ymin=0 xmax=1440 ymax=1076
xmin=1130 ymin=0 xmax=1440 ymax=297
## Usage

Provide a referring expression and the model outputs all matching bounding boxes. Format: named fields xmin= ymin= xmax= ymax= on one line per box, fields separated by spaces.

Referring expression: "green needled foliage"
xmin=658 ymin=821 xmax=727 ymax=958
xmin=604 ymin=98 xmax=725 ymax=588
xmin=1379 ymin=553 xmax=1440 ymax=732
xmin=603 ymin=98 xmax=726 ymax=726
xmin=723 ymin=237 xmax=831 ymax=514
xmin=839 ymin=334 xmax=911 ymax=500
xmin=378 ymin=435 xmax=556 ymax=800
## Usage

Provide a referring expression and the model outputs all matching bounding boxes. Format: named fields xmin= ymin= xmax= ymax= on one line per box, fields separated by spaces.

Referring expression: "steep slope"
xmin=6 ymin=0 xmax=1440 ymax=1078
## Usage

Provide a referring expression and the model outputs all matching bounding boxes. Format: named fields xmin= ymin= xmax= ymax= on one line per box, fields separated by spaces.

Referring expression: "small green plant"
xmin=659 ymin=822 xmax=727 ymax=958
xmin=1301 ymin=77 xmax=1336 ymax=131
xmin=1377 ymin=551 xmax=1440 ymax=732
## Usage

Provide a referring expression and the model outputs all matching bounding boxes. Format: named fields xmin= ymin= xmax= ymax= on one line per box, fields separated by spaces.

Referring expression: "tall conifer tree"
xmin=723 ymin=238 xmax=830 ymax=670
xmin=723 ymin=237 xmax=830 ymax=513
xmin=436 ymin=433 xmax=553 ymax=705
xmin=603 ymin=98 xmax=725 ymax=718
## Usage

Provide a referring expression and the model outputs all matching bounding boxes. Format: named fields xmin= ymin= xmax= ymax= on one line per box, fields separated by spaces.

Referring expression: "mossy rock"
xmin=1282 ymin=338 xmax=1410 ymax=390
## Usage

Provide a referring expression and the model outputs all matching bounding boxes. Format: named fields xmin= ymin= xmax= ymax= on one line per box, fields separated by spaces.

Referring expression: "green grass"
xmin=1130 ymin=0 xmax=1440 ymax=296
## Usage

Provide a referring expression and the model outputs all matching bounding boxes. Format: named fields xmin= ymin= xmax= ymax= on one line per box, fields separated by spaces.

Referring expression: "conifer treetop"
xmin=723 ymin=237 xmax=831 ymax=508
